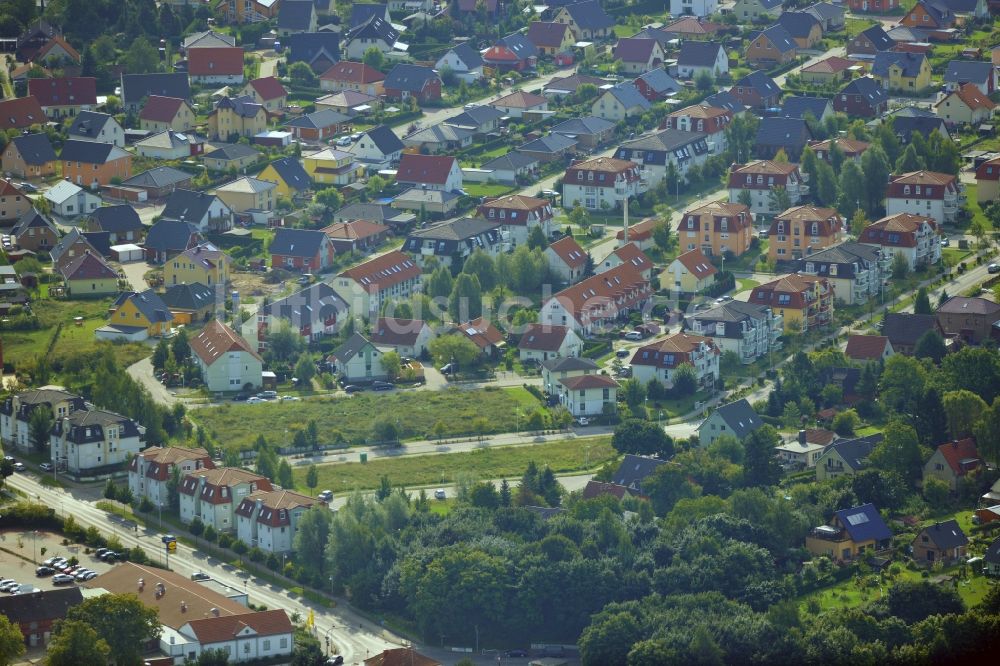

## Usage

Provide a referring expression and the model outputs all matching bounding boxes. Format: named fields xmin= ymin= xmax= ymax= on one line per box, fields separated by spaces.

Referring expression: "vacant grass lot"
xmin=295 ymin=435 xmax=615 ymax=493
xmin=191 ymin=386 xmax=545 ymax=450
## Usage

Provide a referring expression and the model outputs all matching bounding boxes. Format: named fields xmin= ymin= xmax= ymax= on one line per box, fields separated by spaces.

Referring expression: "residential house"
xmin=301 ymin=147 xmax=364 ymax=186
xmin=630 ymin=332 xmax=720 ymax=390
xmin=805 ymin=503 xmax=892 ymax=563
xmin=67 ymin=111 xmax=124 ymax=147
xmin=392 ymin=188 xmax=462 ymax=217
xmin=49 ymin=408 xmax=144 ymax=474
xmin=349 ymin=3 xmax=391 ymax=27
xmin=913 ymin=521 xmax=969 ymax=565
xmin=115 ymin=167 xmax=193 ymax=202
xmin=203 ymin=144 xmax=261 ymax=172
xmin=754 ymin=116 xmax=812 ymax=160
xmin=749 ymin=273 xmax=834 ymax=332
xmin=943 ymin=60 xmax=994 ymax=96
xmin=900 ymin=0 xmax=956 ymax=30
xmin=190 ymin=320 xmax=263 ymax=393
xmin=120 ymin=72 xmax=190 ymax=113
xmin=676 ymin=41 xmax=729 ymax=79
xmin=285 ymin=32 xmax=341 ymax=73
xmin=795 ymin=241 xmax=886 ymax=305
xmin=1 ymin=389 xmax=86 ymax=452
xmin=686 ymin=301 xmax=783 ymax=365
xmin=0 ymin=96 xmax=45 ymax=131
xmin=885 ymin=170 xmax=960 ymax=225
xmin=235 ymin=489 xmax=321 ymax=554
xmin=776 ymin=429 xmax=837 ymax=469
xmin=365 ymin=649 xmax=441 ymax=666
xmin=106 ymin=289 xmax=174 ymax=338
xmin=330 ymin=332 xmax=389 ymax=382
xmin=49 ymin=228 xmax=102 ymax=272
xmin=676 ymin=200 xmax=753 ymax=257
xmin=891 ymin=112 xmax=951 ymax=144
xmin=477 ymin=194 xmax=553 ymax=247
xmin=529 ymin=22 xmax=577 ymax=57
xmin=516 ymin=133 xmax=579 ymax=163
xmin=804 ymin=2 xmax=846 ymax=30
xmin=591 ymin=83 xmax=651 ymax=121
xmin=861 ymin=212 xmax=941 ymax=269
xmin=477 ymin=152 xmax=539 ymax=187
xmin=182 ymin=30 xmax=236 ymax=52
xmin=598 ymin=243 xmax=654 ymax=281
xmin=847 ymin=25 xmax=895 ymax=57
xmin=615 ymin=216 xmax=660 ymax=251
xmin=612 ymin=37 xmax=666 ymax=74
xmin=543 ymin=73 xmax=612 ymax=98
xmin=208 ymin=96 xmax=268 ymax=141
xmin=333 ymin=250 xmax=422 ymax=318
xmin=215 ymin=177 xmax=277 ymax=213
xmin=552 ymin=0 xmax=613 ymax=40
xmin=241 ymin=77 xmax=288 ymax=111
xmin=28 ymin=76 xmax=96 ymax=119
xmin=165 ymin=242 xmax=232 ymax=288
xmin=245 ymin=282 xmax=348 ymax=351
xmin=934 ymin=83 xmax=995 ymax=127
xmin=135 ymin=130 xmax=202 ymax=161
xmin=256 ymin=157 xmax=312 ymax=200
xmin=395 ymin=153 xmax=462 ymax=192
xmin=882 ymin=312 xmax=944 ymax=355
xmin=171 ymin=607 xmax=294 ymax=663
xmin=582 ymin=481 xmax=636 ymax=501
xmin=614 ymin=129 xmax=711 ymax=188
xmin=670 ymin=0 xmax=719 ymax=17
xmin=800 ymin=56 xmax=856 ymax=85
xmin=541 ymin=356 xmax=601 ymax=396
xmin=403 ymin=217 xmax=502 ymax=269
xmin=778 ymin=12 xmax=823 ymax=49
xmin=179 ymin=467 xmax=273 ymax=532
xmin=342 ymin=15 xmax=402 ymax=61
xmin=733 ymin=0 xmax=784 ymax=21
xmin=872 ymin=51 xmax=932 ymax=93
xmin=435 ymin=43 xmax=484 ymax=83
xmin=10 ymin=209 xmax=58 ymax=254
xmin=445 ymin=106 xmax=506 ymax=137
xmin=562 ymin=156 xmax=644 ymax=211
xmin=746 ymin=25 xmax=799 ymax=68
xmin=545 ymin=235 xmax=589 ymax=284
xmin=489 ymin=90 xmax=549 ymax=119
xmin=349 ymin=125 xmax=404 ymax=170
xmin=634 ymin=69 xmax=682 ymax=102
xmin=0 ymin=587 xmax=83 ymax=647
xmin=611 ymin=453 xmax=666 ymax=494
xmin=314 ymin=90 xmax=379 ymax=116
xmin=539 ymin=263 xmax=652 ymax=335
xmin=705 ymin=90 xmax=749 ymax=116
xmin=517 ymin=324 xmax=583 ymax=362
xmin=660 ymin=17 xmax=725 ymax=41
xmin=129 ymin=446 xmax=215 ymax=513
xmin=60 ymin=139 xmax=131 ymax=188
xmin=814 ymin=434 xmax=882 ymax=481
xmin=808 ymin=138 xmax=870 ymax=165
xmin=451 ymin=317 xmax=506 ymax=359
xmin=277 ymin=0 xmax=318 ymax=35
xmin=383 ymin=64 xmax=442 ymax=103
xmin=402 ymin=124 xmax=475 ymax=154
xmin=144 ymin=220 xmax=202 ymax=264
xmin=482 ymin=34 xmax=538 ymax=73
xmin=57 ymin=252 xmax=118 ymax=297
xmin=846 ymin=0 xmax=898 ymax=12
xmin=188 ymin=46 xmax=246 ymax=85
xmin=139 ymin=96 xmax=196 ymax=132
xmin=319 ymin=61 xmax=386 ymax=97
xmin=767 ymin=206 xmax=844 ymax=262
xmin=160 ymin=282 xmax=217 ymax=325
xmin=727 ymin=160 xmax=806 ymax=215
xmin=226 ymin=0 xmax=282 ymax=23
xmin=663 ymin=248 xmax=718 ymax=294
xmin=975 ymin=156 xmax=1000 ymax=203
xmin=285 ymin=109 xmax=351 ymax=142
xmin=0 ymin=180 xmax=30 ymax=223
xmin=729 ymin=71 xmax=782 ymax=110
xmin=332 ymin=202 xmax=416 ymax=232
xmin=370 ymin=317 xmax=436 ymax=358
xmin=924 ymin=437 xmax=984 ymax=491
xmin=44 ymin=181 xmax=100 ymax=218
xmin=555 ymin=373 xmax=619 ymax=417
xmin=937 ymin=296 xmax=1000 ymax=345
xmin=161 ymin=189 xmax=233 ymax=233
xmin=832 ymin=76 xmax=886 ymax=120
xmin=781 ymin=96 xmax=833 ymax=122
xmin=662 ymin=104 xmax=732 ymax=154
xmin=269 ymin=228 xmax=335 ymax=272
xmin=845 ymin=335 xmax=894 ymax=364
xmin=988 ymin=537 xmax=1000 ymax=576
xmin=2 ymin=133 xmax=57 ymax=179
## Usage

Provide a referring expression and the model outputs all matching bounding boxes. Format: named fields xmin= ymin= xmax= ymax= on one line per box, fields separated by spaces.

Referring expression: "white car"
xmin=575 ymin=417 xmax=589 ymax=427
xmin=246 ymin=397 xmax=264 ymax=404
xmin=335 ymin=136 xmax=352 ymax=147
xmin=434 ymin=489 xmax=446 ymax=500
xmin=623 ymin=331 xmax=642 ymax=341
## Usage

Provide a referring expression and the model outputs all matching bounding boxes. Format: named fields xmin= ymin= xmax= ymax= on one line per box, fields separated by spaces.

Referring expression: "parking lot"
xmin=0 ymin=529 xmax=118 ymax=593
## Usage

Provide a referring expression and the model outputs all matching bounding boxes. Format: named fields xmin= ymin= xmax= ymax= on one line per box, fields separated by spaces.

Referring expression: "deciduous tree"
xmin=0 ymin=614 xmax=24 ymax=665
xmin=45 ymin=620 xmax=108 ymax=666
xmin=870 ymin=421 xmax=925 ymax=483
xmin=611 ymin=419 xmax=674 ymax=458
xmin=65 ymin=593 xmax=160 ymax=665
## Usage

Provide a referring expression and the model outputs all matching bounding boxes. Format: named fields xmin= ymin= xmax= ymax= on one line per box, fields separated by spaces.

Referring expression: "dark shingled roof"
xmin=711 ymin=398 xmax=763 ymax=440
xmin=612 ymin=454 xmax=666 ymax=491
xmin=161 ymin=282 xmax=216 ymax=312
xmin=269 ymin=227 xmax=328 ymax=258
xmin=918 ymin=520 xmax=968 ymax=549
xmin=120 ymin=72 xmax=190 ymax=106
xmin=821 ymin=433 xmax=883 ymax=471
xmin=263 ymin=157 xmax=312 ymax=192
xmin=88 ymin=205 xmax=143 ymax=234
xmin=835 ymin=503 xmax=892 ymax=542
xmin=10 ymin=133 xmax=56 ymax=165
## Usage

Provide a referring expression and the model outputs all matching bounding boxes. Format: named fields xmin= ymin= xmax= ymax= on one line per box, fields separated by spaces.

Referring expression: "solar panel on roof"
xmin=845 ymin=512 xmax=869 ymax=526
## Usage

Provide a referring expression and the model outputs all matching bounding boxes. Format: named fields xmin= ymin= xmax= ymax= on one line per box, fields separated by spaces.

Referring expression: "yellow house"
xmin=109 ymin=289 xmax=175 ymax=337
xmin=214 ymin=176 xmax=277 ymax=213
xmin=256 ymin=156 xmax=313 ymax=199
xmin=240 ymin=77 xmax=288 ymax=112
xmin=59 ymin=252 xmax=119 ymax=297
xmin=663 ymin=249 xmax=718 ymax=294
xmin=749 ymin=273 xmax=833 ymax=332
xmin=208 ymin=95 xmax=268 ymax=141
xmin=591 ymin=85 xmax=650 ymax=122
xmin=873 ymin=52 xmax=931 ymax=93
xmin=302 ymin=147 xmax=365 ymax=186
xmin=139 ymin=96 xmax=196 ymax=133
xmin=733 ymin=0 xmax=784 ymax=22
xmin=164 ymin=242 xmax=232 ymax=287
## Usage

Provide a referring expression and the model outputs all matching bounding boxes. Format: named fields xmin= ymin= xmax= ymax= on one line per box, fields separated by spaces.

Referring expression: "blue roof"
xmin=605 ymin=82 xmax=651 ymax=110
xmin=781 ymin=96 xmax=831 ymax=120
xmin=834 ymin=503 xmax=892 ymax=542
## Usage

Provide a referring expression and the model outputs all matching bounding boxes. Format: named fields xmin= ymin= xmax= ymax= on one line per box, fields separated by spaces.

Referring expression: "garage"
xmin=111 ymin=243 xmax=144 ymax=263
xmin=94 ymin=324 xmax=148 ymax=342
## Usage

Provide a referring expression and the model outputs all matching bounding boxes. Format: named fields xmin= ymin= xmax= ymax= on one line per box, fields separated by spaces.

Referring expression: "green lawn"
xmin=294 ymin=435 xmax=615 ymax=493
xmin=463 ymin=182 xmax=518 ymax=198
xmin=190 ymin=386 xmax=548 ymax=450
xmin=942 ymin=247 xmax=973 ymax=269
xmin=737 ymin=278 xmax=760 ymax=293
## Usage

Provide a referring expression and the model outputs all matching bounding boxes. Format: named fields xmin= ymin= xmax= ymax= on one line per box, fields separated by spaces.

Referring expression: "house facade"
xmin=269 ymin=228 xmax=335 ymax=272
xmin=697 ymin=398 xmax=764 ymax=446
xmin=663 ymin=248 xmax=718 ymax=294
xmin=727 ymin=161 xmax=806 ymax=215
xmin=749 ymin=273 xmax=833 ymax=332
xmin=629 ymin=332 xmax=720 ymax=390
xmin=555 ymin=374 xmax=619 ymax=417
xmin=539 ymin=263 xmax=652 ymax=335
xmin=1 ymin=389 xmax=87 ymax=452
xmin=676 ymin=200 xmax=753 ymax=257
xmin=190 ymin=320 xmax=262 ymax=393
xmin=333 ymin=250 xmax=422 ymax=318
xmin=767 ymin=206 xmax=844 ymax=262
xmin=912 ymin=521 xmax=969 ymax=565
xmin=937 ymin=296 xmax=1000 ymax=345
xmin=686 ymin=301 xmax=783 ymax=364
xmin=562 ymin=156 xmax=644 ymax=212
xmin=885 ymin=170 xmax=960 ymax=225
xmin=861 ymin=212 xmax=940 ymax=269
xmin=50 ymin=409 xmax=145 ymax=474
xmin=796 ymin=242 xmax=887 ymax=305
xmin=179 ymin=467 xmax=274 ymax=532
xmin=517 ymin=324 xmax=584 ymax=362
xmin=245 ymin=283 xmax=349 ymax=352
xmin=330 ymin=333 xmax=388 ymax=382
xmin=235 ymin=490 xmax=321 ymax=553
xmin=805 ymin=503 xmax=892 ymax=563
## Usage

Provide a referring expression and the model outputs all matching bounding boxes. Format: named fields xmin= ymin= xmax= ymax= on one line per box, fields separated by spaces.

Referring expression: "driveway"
xmin=119 ymin=260 xmax=153 ymax=292
xmin=128 ymin=356 xmax=179 ymax=406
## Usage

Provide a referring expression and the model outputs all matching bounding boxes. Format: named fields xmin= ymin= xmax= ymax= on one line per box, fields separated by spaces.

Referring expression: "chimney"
xmin=181 ymin=601 xmax=187 ymax=613
xmin=211 ymin=608 xmax=220 ymax=617
xmin=798 ymin=430 xmax=807 ymax=446
xmin=138 ymin=578 xmax=145 ymax=591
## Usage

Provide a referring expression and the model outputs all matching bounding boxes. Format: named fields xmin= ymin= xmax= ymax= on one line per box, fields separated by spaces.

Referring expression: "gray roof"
xmin=891 ymin=115 xmax=949 ymax=142
xmin=278 ymin=0 xmax=315 ymax=31
xmin=480 ymin=151 xmax=538 ymax=172
xmin=497 ymin=33 xmax=538 ymax=61
xmin=805 ymin=2 xmax=846 ymax=20
xmin=781 ymin=96 xmax=831 ymax=120
xmin=447 ymin=43 xmax=484 ymax=70
xmin=161 ymin=189 xmax=222 ymax=224
xmin=260 ymin=282 xmax=348 ymax=329
xmin=678 ymin=41 xmax=725 ymax=67
xmin=540 ymin=356 xmax=599 ymax=372
xmin=0 ymin=588 xmax=83 ymax=626
xmin=350 ymin=3 xmax=387 ymax=27
xmin=284 ymin=108 xmax=350 ymax=129
xmin=754 ymin=117 xmax=811 ymax=149
xmin=214 ymin=95 xmax=263 ymax=119
xmin=754 ymin=24 xmax=798 ymax=53
xmin=835 ymin=504 xmax=891 ymax=543
xmin=944 ymin=60 xmax=993 ymax=84
xmin=60 ymin=139 xmax=124 ymax=164
xmin=160 ymin=282 xmax=216 ymax=312
xmin=517 ymin=133 xmax=578 ymax=154
xmin=733 ymin=71 xmax=781 ymax=98
xmin=637 ymin=68 xmax=681 ymax=95
xmin=704 ymin=90 xmax=746 ymax=114
xmin=706 ymin=398 xmax=762 ymax=440
xmin=144 ymin=220 xmax=200 ymax=254
xmin=687 ymin=301 xmax=776 ymax=339
xmin=841 ymin=76 xmax=888 ymax=107
xmin=619 ymin=128 xmax=708 ymax=153
xmin=121 ymin=72 xmax=190 ymax=105
xmin=919 ymin=520 xmax=968 ymax=549
xmin=285 ymin=32 xmax=340 ymax=68
xmin=799 ymin=241 xmax=881 ymax=266
xmin=332 ymin=332 xmax=376 ymax=364
xmin=406 ymin=217 xmax=500 ymax=242
xmin=12 ymin=208 xmax=57 ymax=238
xmin=269 ymin=227 xmax=327 ymax=258
xmin=561 ymin=0 xmax=614 ymax=30
xmin=10 ymin=133 xmax=56 ymax=165
xmin=88 ymin=205 xmax=143 ymax=233
xmin=384 ymin=64 xmax=439 ymax=93
xmin=760 ymin=0 xmax=783 ymax=7
xmin=822 ymin=433 xmax=882 ymax=472
xmin=333 ymin=202 xmax=414 ymax=226
xmin=264 ymin=157 xmax=311 ymax=192
xmin=114 ymin=288 xmax=173 ymax=323
xmin=122 ymin=166 xmax=192 ymax=190
xmin=857 ymin=25 xmax=894 ymax=51
xmin=67 ymin=111 xmax=116 ymax=139
xmin=445 ymin=105 xmax=505 ymax=130
xmin=550 ymin=115 xmax=615 ymax=137
xmin=603 ymin=82 xmax=651 ymax=110
xmin=777 ymin=11 xmax=821 ymax=39
xmin=883 ymin=312 xmax=940 ymax=346
xmin=204 ymin=143 xmax=260 ymax=162
xmin=405 ymin=123 xmax=474 ymax=144
xmin=873 ymin=51 xmax=927 ymax=79
xmin=361 ymin=125 xmax=405 ymax=155
xmin=986 ymin=535 xmax=1000 ymax=565
xmin=612 ymin=454 xmax=665 ymax=491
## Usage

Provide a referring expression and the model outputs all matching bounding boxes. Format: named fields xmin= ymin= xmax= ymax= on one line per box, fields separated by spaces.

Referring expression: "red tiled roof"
xmin=365 ymin=648 xmax=441 ymax=666
xmin=247 ymin=76 xmax=287 ymax=101
xmin=491 ymin=90 xmax=548 ymax=109
xmin=845 ymin=335 xmax=890 ymax=360
xmin=395 ymin=153 xmax=457 ymax=186
xmin=320 ymin=61 xmax=386 ymax=84
xmin=862 ymin=212 xmax=936 ymax=248
xmin=975 ymin=156 xmax=1000 ymax=181
xmin=0 ymin=179 xmax=25 ymax=197
xmin=321 ymin=219 xmax=389 ymax=241
xmin=674 ymin=248 xmax=717 ymax=279
xmin=804 ymin=428 xmax=836 ymax=446
xmin=616 ymin=217 xmax=659 ymax=241
xmin=663 ymin=16 xmax=724 ymax=35
xmin=339 ymin=250 xmax=421 ymax=294
xmin=188 ymin=47 xmax=245 ymax=76
xmin=547 ymin=235 xmax=587 ymax=269
xmin=749 ymin=273 xmax=828 ymax=310
xmin=769 ymin=206 xmax=843 ymax=237
xmin=370 ymin=317 xmax=428 ymax=347
xmin=457 ymin=317 xmax=504 ymax=350
xmin=886 ymin=170 xmax=957 ymax=199
xmin=518 ymin=323 xmax=571 ymax=351
xmin=630 ymin=332 xmax=719 ymax=369
xmin=807 ymin=138 xmax=870 ymax=156
xmin=35 ymin=36 xmax=81 ymax=63
xmin=559 ymin=373 xmax=618 ymax=390
xmin=27 ymin=77 xmax=97 ymax=107
xmin=801 ymin=55 xmax=855 ymax=74
xmin=727 ymin=160 xmax=800 ymax=188
xmin=184 ymin=609 xmax=293 ymax=644
xmin=611 ymin=241 xmax=652 ymax=272
xmin=139 ymin=95 xmax=188 ymax=123
xmin=131 ymin=446 xmax=214 ymax=482
xmin=180 ymin=467 xmax=272 ymax=500
xmin=546 ymin=263 xmax=650 ymax=326
xmin=935 ymin=438 xmax=981 ymax=476
xmin=582 ymin=480 xmax=632 ymax=500
xmin=59 ymin=252 xmax=116 ymax=281
xmin=190 ymin=319 xmax=262 ymax=365
xmin=0 ymin=96 xmax=45 ymax=129
xmin=949 ymin=82 xmax=995 ymax=111
xmin=234 ymin=489 xmax=320 ymax=526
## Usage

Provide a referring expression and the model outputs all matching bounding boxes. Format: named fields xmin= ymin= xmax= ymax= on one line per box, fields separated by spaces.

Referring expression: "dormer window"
xmin=811 ymin=223 xmax=818 ymax=236
xmin=903 ymin=185 xmax=910 ymax=195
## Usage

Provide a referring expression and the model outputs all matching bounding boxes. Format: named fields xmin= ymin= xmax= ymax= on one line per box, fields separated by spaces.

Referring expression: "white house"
xmin=50 ymin=409 xmax=145 ymax=474
xmin=685 ymin=301 xmax=783 ymax=364
xmin=697 ymin=398 xmax=763 ymax=447
xmin=329 ymin=332 xmax=388 ymax=383
xmin=190 ymin=320 xmax=263 ymax=393
xmin=128 ymin=446 xmax=215 ymax=509
xmin=671 ymin=0 xmax=719 ymax=17
xmin=243 ymin=282 xmax=349 ymax=353
xmin=235 ymin=490 xmax=321 ymax=554
xmin=860 ymin=212 xmax=941 ymax=269
xmin=349 ymin=125 xmax=405 ymax=170
xmin=539 ymin=263 xmax=652 ymax=335
xmin=135 ymin=130 xmax=198 ymax=161
xmin=540 ymin=356 xmax=602 ymax=396
xmin=1 ymin=389 xmax=87 ymax=453
xmin=179 ymin=467 xmax=273 ymax=532
xmin=676 ymin=42 xmax=729 ymax=80
xmin=44 ymin=180 xmax=100 ymax=218
xmin=518 ymin=323 xmax=584 ymax=363
xmin=435 ymin=43 xmax=484 ymax=83
xmin=884 ymin=170 xmax=961 ymax=226
xmin=555 ymin=374 xmax=619 ymax=417
xmin=395 ymin=153 xmax=463 ymax=193
xmin=170 ymin=610 xmax=294 ymax=664
xmin=67 ymin=111 xmax=125 ymax=147
xmin=544 ymin=236 xmax=589 ymax=285
xmin=561 ymin=156 xmax=645 ymax=212
xmin=369 ymin=317 xmax=436 ymax=358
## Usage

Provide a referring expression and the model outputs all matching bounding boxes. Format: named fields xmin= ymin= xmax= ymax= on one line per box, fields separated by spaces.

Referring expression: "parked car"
xmin=42 ymin=557 xmax=60 ymax=567
xmin=434 ymin=489 xmax=446 ymax=500
xmin=0 ymin=581 xmax=21 ymax=592
xmin=258 ymin=390 xmax=278 ymax=400
xmin=233 ymin=393 xmax=250 ymax=402
xmin=2 ymin=455 xmax=13 ymax=463
xmin=372 ymin=381 xmax=394 ymax=391
xmin=623 ymin=331 xmax=642 ymax=341
xmin=344 ymin=385 xmax=363 ymax=394
xmin=12 ymin=462 xmax=25 ymax=472
xmin=35 ymin=566 xmax=55 ymax=577
xmin=18 ymin=182 xmax=37 ymax=192
xmin=505 ymin=649 xmax=529 ymax=658
xmin=350 ymin=132 xmax=362 ymax=141
xmin=52 ymin=574 xmax=75 ymax=585
xmin=439 ymin=363 xmax=454 ymax=374
xmin=335 ymin=136 xmax=352 ymax=147
xmin=615 ymin=348 xmax=631 ymax=358
xmin=39 ymin=462 xmax=53 ymax=472
xmin=318 ymin=490 xmax=334 ymax=502
xmin=941 ymin=237 xmax=950 ymax=247
xmin=190 ymin=572 xmax=211 ymax=582
xmin=326 ymin=657 xmax=345 ymax=666
xmin=575 ymin=417 xmax=589 ymax=427
xmin=94 ymin=548 xmax=110 ymax=558
xmin=100 ymin=551 xmax=119 ymax=562
xmin=989 ymin=263 xmax=1000 ymax=274
xmin=246 ymin=396 xmax=264 ymax=404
